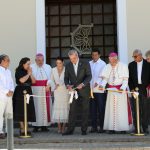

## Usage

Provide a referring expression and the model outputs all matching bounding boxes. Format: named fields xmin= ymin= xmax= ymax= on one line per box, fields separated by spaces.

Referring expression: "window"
xmin=45 ymin=0 xmax=117 ymax=66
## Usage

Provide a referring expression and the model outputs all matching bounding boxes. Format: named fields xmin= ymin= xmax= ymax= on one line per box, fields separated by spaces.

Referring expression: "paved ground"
xmin=1 ymin=127 xmax=150 ymax=149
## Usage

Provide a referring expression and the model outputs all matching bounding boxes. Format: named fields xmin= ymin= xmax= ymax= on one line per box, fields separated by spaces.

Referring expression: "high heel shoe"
xmin=58 ymin=130 xmax=61 ymax=134
xmin=19 ymin=130 xmax=25 ymax=136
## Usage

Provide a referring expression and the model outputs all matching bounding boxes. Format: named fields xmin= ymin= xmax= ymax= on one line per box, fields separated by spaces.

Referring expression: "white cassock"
xmin=0 ymin=66 xmax=14 ymax=133
xmin=101 ymin=62 xmax=132 ymax=131
xmin=31 ymin=63 xmax=52 ymax=126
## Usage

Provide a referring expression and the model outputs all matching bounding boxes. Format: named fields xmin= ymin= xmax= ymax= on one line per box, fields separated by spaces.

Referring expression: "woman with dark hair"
xmin=13 ymin=57 xmax=36 ymax=136
xmin=50 ymin=57 xmax=69 ymax=134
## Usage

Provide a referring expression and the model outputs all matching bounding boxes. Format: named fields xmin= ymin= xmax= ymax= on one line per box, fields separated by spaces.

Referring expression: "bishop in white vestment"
xmin=31 ymin=53 xmax=52 ymax=132
xmin=100 ymin=52 xmax=132 ymax=132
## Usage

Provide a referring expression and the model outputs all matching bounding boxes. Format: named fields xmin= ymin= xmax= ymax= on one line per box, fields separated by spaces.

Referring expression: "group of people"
xmin=0 ymin=48 xmax=150 ymax=139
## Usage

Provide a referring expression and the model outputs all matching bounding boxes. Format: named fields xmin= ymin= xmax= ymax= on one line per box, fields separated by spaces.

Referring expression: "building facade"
xmin=0 ymin=0 xmax=150 ymax=78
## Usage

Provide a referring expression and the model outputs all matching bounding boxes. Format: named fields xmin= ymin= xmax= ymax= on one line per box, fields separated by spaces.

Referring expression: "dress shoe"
xmin=41 ymin=127 xmax=49 ymax=132
xmin=98 ymin=129 xmax=105 ymax=133
xmin=81 ymin=131 xmax=87 ymax=135
xmin=19 ymin=130 xmax=25 ymax=136
xmin=27 ymin=131 xmax=32 ymax=135
xmin=89 ymin=128 xmax=98 ymax=133
xmin=143 ymin=128 xmax=149 ymax=134
xmin=33 ymin=127 xmax=40 ymax=132
xmin=62 ymin=130 xmax=73 ymax=136
xmin=108 ymin=130 xmax=115 ymax=134
xmin=0 ymin=133 xmax=5 ymax=139
xmin=120 ymin=131 xmax=127 ymax=134
xmin=5 ymin=133 xmax=7 ymax=137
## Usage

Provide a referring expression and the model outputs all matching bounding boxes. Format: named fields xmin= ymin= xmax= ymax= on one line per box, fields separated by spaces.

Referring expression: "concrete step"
xmin=1 ymin=127 xmax=150 ymax=149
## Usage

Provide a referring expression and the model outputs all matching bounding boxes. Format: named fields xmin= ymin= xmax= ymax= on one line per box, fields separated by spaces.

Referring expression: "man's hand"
xmin=67 ymin=85 xmax=73 ymax=91
xmin=27 ymin=67 xmax=32 ymax=76
xmin=131 ymin=89 xmax=136 ymax=97
xmin=7 ymin=91 xmax=13 ymax=97
xmin=77 ymin=83 xmax=84 ymax=90
xmin=119 ymin=89 xmax=123 ymax=91
xmin=45 ymin=85 xmax=50 ymax=92
xmin=55 ymin=84 xmax=59 ymax=90
xmin=94 ymin=83 xmax=98 ymax=88
xmin=99 ymin=85 xmax=105 ymax=91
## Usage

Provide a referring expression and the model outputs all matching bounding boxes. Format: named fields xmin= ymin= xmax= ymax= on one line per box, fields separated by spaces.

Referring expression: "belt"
xmin=17 ymin=83 xmax=31 ymax=86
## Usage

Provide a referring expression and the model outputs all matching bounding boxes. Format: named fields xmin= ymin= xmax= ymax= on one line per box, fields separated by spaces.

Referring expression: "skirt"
xmin=52 ymin=85 xmax=69 ymax=123
xmin=13 ymin=85 xmax=36 ymax=122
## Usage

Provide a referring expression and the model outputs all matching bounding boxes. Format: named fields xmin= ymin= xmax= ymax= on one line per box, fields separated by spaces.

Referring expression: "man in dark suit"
xmin=63 ymin=49 xmax=92 ymax=135
xmin=129 ymin=49 xmax=150 ymax=134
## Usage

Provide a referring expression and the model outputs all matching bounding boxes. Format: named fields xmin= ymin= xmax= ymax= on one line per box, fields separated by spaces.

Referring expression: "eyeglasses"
xmin=132 ymin=55 xmax=138 ymax=58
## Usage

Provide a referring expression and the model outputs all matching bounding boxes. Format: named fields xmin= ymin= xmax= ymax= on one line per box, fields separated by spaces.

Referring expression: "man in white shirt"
xmin=129 ymin=49 xmax=150 ymax=134
xmin=0 ymin=54 xmax=14 ymax=139
xmin=89 ymin=48 xmax=106 ymax=133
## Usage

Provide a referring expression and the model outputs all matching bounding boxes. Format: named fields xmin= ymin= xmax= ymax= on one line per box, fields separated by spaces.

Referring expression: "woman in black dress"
xmin=13 ymin=57 xmax=36 ymax=135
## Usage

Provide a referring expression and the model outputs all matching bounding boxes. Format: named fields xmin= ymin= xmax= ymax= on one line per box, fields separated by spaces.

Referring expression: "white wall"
xmin=0 ymin=0 xmax=36 ymax=79
xmin=1 ymin=0 xmax=150 ymax=76
xmin=126 ymin=0 xmax=150 ymax=62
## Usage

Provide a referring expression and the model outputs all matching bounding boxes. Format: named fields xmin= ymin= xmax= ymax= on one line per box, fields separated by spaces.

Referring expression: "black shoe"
xmin=19 ymin=130 xmax=25 ymax=136
xmin=143 ymin=128 xmax=149 ymax=134
xmin=5 ymin=133 xmax=7 ymax=137
xmin=82 ymin=131 xmax=87 ymax=135
xmin=108 ymin=130 xmax=115 ymax=134
xmin=89 ymin=128 xmax=98 ymax=133
xmin=41 ymin=127 xmax=49 ymax=132
xmin=98 ymin=129 xmax=105 ymax=133
xmin=62 ymin=130 xmax=73 ymax=136
xmin=33 ymin=127 xmax=39 ymax=132
xmin=145 ymin=131 xmax=149 ymax=134
xmin=27 ymin=131 xmax=32 ymax=135
xmin=0 ymin=133 xmax=5 ymax=139
xmin=120 ymin=131 xmax=127 ymax=134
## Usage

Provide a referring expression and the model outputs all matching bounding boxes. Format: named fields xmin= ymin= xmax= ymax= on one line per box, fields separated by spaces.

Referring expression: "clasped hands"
xmin=67 ymin=83 xmax=84 ymax=91
xmin=6 ymin=90 xmax=13 ymax=97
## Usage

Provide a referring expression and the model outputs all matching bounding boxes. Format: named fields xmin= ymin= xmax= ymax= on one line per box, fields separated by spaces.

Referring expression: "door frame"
xmin=35 ymin=0 xmax=128 ymax=64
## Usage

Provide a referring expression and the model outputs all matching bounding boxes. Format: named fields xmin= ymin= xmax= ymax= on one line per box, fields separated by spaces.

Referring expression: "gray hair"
xmin=68 ymin=49 xmax=78 ymax=56
xmin=0 ymin=54 xmax=9 ymax=64
xmin=145 ymin=50 xmax=150 ymax=57
xmin=133 ymin=49 xmax=142 ymax=56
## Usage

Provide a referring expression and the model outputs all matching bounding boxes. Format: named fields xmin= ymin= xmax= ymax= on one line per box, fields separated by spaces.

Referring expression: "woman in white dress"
xmin=51 ymin=57 xmax=69 ymax=133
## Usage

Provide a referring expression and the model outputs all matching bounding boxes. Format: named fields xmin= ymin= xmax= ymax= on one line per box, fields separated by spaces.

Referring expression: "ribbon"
xmin=69 ymin=90 xmax=78 ymax=104
xmin=25 ymin=94 xmax=52 ymax=104
xmin=99 ymin=88 xmax=139 ymax=98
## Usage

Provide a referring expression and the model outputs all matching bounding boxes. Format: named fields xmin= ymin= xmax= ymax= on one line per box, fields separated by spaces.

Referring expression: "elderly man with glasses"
xmin=129 ymin=49 xmax=150 ymax=134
